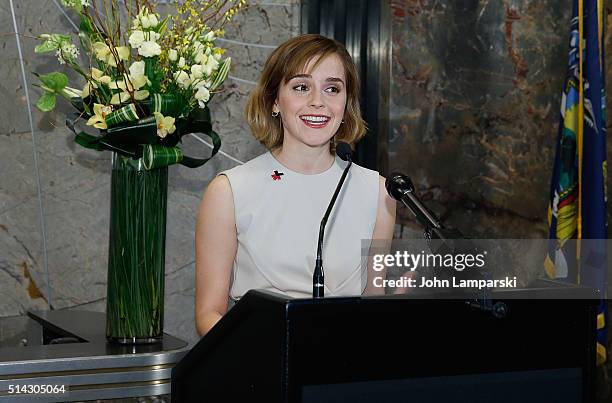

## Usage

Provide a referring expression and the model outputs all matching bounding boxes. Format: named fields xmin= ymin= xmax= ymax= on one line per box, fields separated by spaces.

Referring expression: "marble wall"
xmin=389 ymin=0 xmax=612 ymax=242
xmin=0 ymin=0 xmax=301 ymax=345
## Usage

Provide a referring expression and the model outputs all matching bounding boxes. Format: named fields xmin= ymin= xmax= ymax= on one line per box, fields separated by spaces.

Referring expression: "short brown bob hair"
xmin=245 ymin=34 xmax=367 ymax=152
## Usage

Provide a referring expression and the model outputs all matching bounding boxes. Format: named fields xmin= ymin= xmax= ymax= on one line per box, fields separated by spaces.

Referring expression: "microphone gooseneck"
xmin=385 ymin=173 xmax=442 ymax=232
xmin=313 ymin=142 xmax=353 ymax=298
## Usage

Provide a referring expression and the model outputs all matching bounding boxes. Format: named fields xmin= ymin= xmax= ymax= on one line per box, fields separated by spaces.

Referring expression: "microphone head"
xmin=335 ymin=142 xmax=353 ymax=161
xmin=385 ymin=173 xmax=415 ymax=200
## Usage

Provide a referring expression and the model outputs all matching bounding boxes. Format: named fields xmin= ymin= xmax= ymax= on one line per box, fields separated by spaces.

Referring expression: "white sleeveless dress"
xmin=220 ymin=151 xmax=379 ymax=301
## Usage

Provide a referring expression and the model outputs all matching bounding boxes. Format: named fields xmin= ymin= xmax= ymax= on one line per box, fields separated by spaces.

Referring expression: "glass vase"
xmin=106 ymin=152 xmax=168 ymax=344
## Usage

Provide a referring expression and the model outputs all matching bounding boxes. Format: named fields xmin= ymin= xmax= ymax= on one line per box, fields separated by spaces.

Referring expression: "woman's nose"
xmin=308 ymin=90 xmax=324 ymax=108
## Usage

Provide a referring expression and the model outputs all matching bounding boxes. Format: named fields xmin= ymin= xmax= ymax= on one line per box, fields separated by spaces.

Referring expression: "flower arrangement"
xmin=34 ymin=0 xmax=247 ymax=170
xmin=32 ymin=0 xmax=247 ymax=343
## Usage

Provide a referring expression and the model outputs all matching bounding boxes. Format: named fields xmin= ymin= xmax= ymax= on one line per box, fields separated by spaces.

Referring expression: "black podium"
xmin=172 ymin=284 xmax=598 ymax=402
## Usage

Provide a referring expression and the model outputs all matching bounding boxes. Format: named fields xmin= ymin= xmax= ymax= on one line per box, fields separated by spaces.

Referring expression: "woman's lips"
xmin=299 ymin=116 xmax=331 ymax=129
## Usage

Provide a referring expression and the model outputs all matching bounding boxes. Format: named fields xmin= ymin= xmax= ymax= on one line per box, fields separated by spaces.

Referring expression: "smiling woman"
xmin=272 ymin=54 xmax=347 ymax=152
xmin=246 ymin=34 xmax=366 ymax=158
xmin=194 ymin=34 xmax=396 ymax=337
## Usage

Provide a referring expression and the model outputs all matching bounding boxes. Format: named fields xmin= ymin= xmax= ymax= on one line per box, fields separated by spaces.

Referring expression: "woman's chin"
xmin=302 ymin=138 xmax=333 ymax=149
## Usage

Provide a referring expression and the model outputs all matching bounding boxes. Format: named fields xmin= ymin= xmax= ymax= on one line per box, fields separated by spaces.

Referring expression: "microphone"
xmin=313 ymin=142 xmax=353 ymax=298
xmin=335 ymin=142 xmax=353 ymax=162
xmin=385 ymin=173 xmax=442 ymax=231
xmin=385 ymin=173 xmax=498 ymax=313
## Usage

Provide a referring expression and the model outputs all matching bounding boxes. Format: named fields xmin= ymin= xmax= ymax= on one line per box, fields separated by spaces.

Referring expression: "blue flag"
xmin=545 ymin=0 xmax=608 ymax=365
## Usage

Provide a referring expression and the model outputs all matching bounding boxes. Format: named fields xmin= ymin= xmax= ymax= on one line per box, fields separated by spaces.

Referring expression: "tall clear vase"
xmin=106 ymin=152 xmax=168 ymax=344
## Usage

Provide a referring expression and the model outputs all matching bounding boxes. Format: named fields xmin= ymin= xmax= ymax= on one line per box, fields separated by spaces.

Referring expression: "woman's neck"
xmin=272 ymin=141 xmax=334 ymax=175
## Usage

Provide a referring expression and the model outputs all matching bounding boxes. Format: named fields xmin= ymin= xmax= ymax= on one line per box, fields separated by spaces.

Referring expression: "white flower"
xmin=141 ymin=15 xmax=152 ymax=29
xmin=153 ymin=112 xmax=176 ymax=138
xmin=203 ymin=30 xmax=215 ymax=42
xmin=56 ymin=42 xmax=79 ymax=64
xmin=178 ymin=57 xmax=186 ymax=68
xmin=91 ymin=68 xmax=111 ymax=85
xmin=194 ymin=85 xmax=210 ymax=108
xmin=147 ymin=31 xmax=161 ymax=42
xmin=129 ymin=31 xmax=160 ymax=51
xmin=81 ymin=68 xmax=111 ymax=98
xmin=173 ymin=70 xmax=191 ymax=89
xmin=109 ymin=74 xmax=149 ymax=104
xmin=193 ymin=41 xmax=204 ymax=53
xmin=61 ymin=0 xmax=85 ymax=9
xmin=203 ymin=56 xmax=219 ymax=77
xmin=146 ymin=14 xmax=159 ymax=28
xmin=138 ymin=41 xmax=161 ymax=57
xmin=128 ymin=30 xmax=145 ymax=48
xmin=86 ymin=103 xmax=113 ymax=129
xmin=141 ymin=16 xmax=152 ymax=29
xmin=194 ymin=51 xmax=207 ymax=65
xmin=190 ymin=64 xmax=204 ymax=80
xmin=129 ymin=61 xmax=146 ymax=79
xmin=92 ymin=41 xmax=129 ymax=67
xmin=168 ymin=49 xmax=178 ymax=61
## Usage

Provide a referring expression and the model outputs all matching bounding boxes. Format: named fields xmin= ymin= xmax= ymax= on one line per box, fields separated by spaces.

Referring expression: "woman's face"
xmin=273 ymin=53 xmax=347 ymax=149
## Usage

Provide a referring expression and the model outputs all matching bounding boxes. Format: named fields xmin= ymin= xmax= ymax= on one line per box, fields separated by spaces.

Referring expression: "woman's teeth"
xmin=300 ymin=116 xmax=330 ymax=127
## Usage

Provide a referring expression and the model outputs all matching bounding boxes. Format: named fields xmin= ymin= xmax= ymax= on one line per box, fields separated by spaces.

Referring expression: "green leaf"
xmin=36 ymin=92 xmax=57 ymax=112
xmin=79 ymin=15 xmax=95 ymax=35
xmin=144 ymin=58 xmax=163 ymax=93
xmin=34 ymin=41 xmax=58 ymax=53
xmin=78 ymin=32 xmax=92 ymax=53
xmin=52 ymin=34 xmax=72 ymax=42
xmin=38 ymin=72 xmax=69 ymax=92
xmin=210 ymin=57 xmax=230 ymax=90
xmin=35 ymin=34 xmax=72 ymax=53
xmin=74 ymin=131 xmax=103 ymax=151
xmin=157 ymin=16 xmax=170 ymax=36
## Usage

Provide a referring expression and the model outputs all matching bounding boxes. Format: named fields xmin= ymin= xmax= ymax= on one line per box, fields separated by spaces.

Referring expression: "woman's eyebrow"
xmin=326 ymin=77 xmax=345 ymax=85
xmin=288 ymin=74 xmax=345 ymax=85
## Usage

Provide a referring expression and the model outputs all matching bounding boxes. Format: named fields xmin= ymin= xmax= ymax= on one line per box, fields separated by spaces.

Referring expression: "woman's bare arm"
xmin=363 ymin=175 xmax=396 ymax=296
xmin=195 ymin=174 xmax=237 ymax=337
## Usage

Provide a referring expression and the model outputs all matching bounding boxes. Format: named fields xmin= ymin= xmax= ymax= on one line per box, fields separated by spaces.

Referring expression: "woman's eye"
xmin=325 ymin=86 xmax=340 ymax=93
xmin=293 ymin=84 xmax=309 ymax=91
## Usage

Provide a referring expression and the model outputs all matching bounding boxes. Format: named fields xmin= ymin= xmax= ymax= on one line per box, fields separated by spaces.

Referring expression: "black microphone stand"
xmin=313 ymin=154 xmax=352 ymax=298
xmin=388 ymin=173 xmax=506 ymax=318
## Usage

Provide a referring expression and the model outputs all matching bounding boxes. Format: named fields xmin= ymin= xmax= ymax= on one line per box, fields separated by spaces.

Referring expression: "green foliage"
xmin=144 ymin=58 xmax=164 ymax=93
xmin=37 ymin=72 xmax=69 ymax=92
xmin=34 ymin=34 xmax=72 ymax=53
xmin=78 ymin=15 xmax=97 ymax=53
xmin=210 ymin=58 xmax=231 ymax=90
xmin=79 ymin=14 xmax=95 ymax=36
xmin=33 ymin=72 xmax=69 ymax=112
xmin=74 ymin=131 xmax=103 ymax=151
xmin=36 ymin=93 xmax=57 ymax=112
xmin=157 ymin=16 xmax=170 ymax=36
xmin=106 ymin=156 xmax=167 ymax=340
